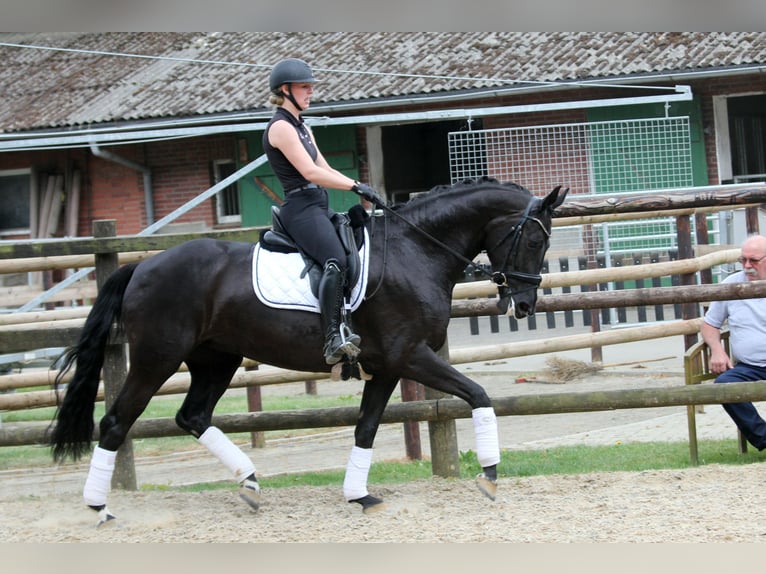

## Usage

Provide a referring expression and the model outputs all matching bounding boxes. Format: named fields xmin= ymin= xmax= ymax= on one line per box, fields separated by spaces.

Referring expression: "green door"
xmin=238 ymin=124 xmax=360 ymax=228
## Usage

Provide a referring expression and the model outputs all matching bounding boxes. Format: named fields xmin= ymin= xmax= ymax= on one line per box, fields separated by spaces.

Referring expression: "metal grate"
xmin=448 ymin=117 xmax=701 ymax=258
xmin=449 ymin=117 xmax=693 ymax=195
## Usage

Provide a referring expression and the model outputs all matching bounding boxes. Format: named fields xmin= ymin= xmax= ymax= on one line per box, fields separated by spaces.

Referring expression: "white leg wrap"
xmin=473 ymin=407 xmax=501 ymax=468
xmin=343 ymin=446 xmax=373 ymax=501
xmin=83 ymin=446 xmax=116 ymax=507
xmin=198 ymin=426 xmax=255 ymax=483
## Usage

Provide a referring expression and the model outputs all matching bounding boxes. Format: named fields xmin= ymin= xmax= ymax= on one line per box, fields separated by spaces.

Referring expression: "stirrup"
xmin=340 ymin=322 xmax=361 ymax=349
xmin=324 ymin=323 xmax=361 ymax=365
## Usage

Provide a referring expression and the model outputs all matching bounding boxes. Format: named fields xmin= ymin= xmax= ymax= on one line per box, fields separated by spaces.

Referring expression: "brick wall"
xmin=0 ymin=135 xmax=238 ymax=237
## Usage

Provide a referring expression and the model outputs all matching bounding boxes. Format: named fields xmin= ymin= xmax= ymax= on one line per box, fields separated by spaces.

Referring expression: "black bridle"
xmin=370 ymin=197 xmax=549 ymax=299
xmin=486 ymin=197 xmax=551 ymax=299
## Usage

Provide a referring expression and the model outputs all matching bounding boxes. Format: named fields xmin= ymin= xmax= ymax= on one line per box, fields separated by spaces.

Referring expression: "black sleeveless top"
xmin=262 ymin=107 xmax=319 ymax=192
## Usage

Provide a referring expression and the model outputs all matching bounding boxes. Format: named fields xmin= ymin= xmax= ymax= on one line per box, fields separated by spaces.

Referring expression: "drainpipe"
xmin=89 ymin=142 xmax=155 ymax=225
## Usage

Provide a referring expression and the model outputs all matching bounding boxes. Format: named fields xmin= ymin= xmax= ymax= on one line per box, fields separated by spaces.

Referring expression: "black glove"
xmin=351 ymin=182 xmax=386 ymax=206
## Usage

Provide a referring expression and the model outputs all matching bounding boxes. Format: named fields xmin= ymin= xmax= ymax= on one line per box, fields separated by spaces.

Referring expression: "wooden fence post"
xmin=245 ymin=365 xmax=265 ymax=448
xmin=425 ymin=339 xmax=460 ymax=478
xmin=694 ymin=212 xmax=713 ymax=286
xmin=746 ymin=206 xmax=760 ymax=235
xmin=93 ymin=219 xmax=136 ymax=491
xmin=583 ymin=224 xmax=603 ymax=362
xmin=400 ymin=379 xmax=424 ymax=460
xmin=676 ymin=214 xmax=700 ymax=352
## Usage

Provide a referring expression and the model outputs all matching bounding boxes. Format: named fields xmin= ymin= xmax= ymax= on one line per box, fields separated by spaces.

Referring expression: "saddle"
xmin=258 ymin=203 xmax=368 ymax=298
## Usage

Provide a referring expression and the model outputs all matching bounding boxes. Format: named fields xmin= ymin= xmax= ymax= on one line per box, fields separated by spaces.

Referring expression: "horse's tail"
xmin=48 ymin=263 xmax=138 ymax=462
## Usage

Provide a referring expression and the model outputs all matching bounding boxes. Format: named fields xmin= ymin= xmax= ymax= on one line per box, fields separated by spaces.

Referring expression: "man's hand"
xmin=709 ymin=348 xmax=733 ymax=374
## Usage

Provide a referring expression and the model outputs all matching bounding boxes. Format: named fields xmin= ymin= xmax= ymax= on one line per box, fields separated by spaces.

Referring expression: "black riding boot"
xmin=319 ymin=260 xmax=361 ymax=365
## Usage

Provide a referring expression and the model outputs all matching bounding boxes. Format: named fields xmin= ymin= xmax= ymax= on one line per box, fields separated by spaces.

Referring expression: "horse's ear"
xmin=542 ymin=185 xmax=569 ymax=212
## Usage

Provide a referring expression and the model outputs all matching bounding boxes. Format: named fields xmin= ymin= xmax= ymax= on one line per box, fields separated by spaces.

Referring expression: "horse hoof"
xmin=95 ymin=507 xmax=116 ymax=527
xmin=363 ymin=500 xmax=387 ymax=515
xmin=350 ymin=494 xmax=387 ymax=514
xmin=239 ymin=479 xmax=262 ymax=511
xmin=475 ymin=472 xmax=497 ymax=501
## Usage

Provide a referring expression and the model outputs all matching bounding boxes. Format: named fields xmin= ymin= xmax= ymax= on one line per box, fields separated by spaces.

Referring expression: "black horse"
xmin=49 ymin=177 xmax=567 ymax=524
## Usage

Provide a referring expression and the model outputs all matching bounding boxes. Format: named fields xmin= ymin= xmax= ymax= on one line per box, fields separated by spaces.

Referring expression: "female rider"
xmin=262 ymin=58 xmax=385 ymax=365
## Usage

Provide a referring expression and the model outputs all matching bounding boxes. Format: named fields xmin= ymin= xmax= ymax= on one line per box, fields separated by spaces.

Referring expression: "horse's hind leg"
xmin=84 ymin=359 xmax=181 ymax=525
xmin=343 ymin=375 xmax=399 ymax=514
xmin=175 ymin=349 xmax=261 ymax=510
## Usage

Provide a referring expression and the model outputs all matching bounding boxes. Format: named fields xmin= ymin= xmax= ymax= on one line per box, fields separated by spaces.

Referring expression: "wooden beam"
xmin=6 ymin=380 xmax=766 ymax=447
xmin=451 ymin=280 xmax=766 ymax=317
xmin=552 ymin=185 xmax=766 ymax=218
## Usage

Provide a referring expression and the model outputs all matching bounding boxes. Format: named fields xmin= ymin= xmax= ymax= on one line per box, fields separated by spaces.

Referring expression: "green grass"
xmin=2 ymin=390 xmax=362 ymax=423
xmin=5 ymin=388 xmax=766 ymax=491
xmin=142 ymin=439 xmax=766 ymax=493
xmin=0 ymin=390 xmax=364 ymax=470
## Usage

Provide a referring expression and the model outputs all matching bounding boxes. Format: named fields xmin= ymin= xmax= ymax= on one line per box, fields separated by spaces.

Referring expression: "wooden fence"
xmin=465 ymin=252 xmax=686 ymax=336
xmin=2 ymin=185 xmax=766 ymax=481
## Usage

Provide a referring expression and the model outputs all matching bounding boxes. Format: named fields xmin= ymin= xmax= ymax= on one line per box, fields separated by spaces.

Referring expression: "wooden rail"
xmin=5 ymin=381 xmax=766 ymax=447
xmin=2 ymin=186 xmax=765 ymax=479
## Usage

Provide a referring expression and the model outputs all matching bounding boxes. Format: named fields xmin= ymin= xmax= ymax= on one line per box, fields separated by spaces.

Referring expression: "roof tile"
xmin=1 ymin=32 xmax=765 ymax=132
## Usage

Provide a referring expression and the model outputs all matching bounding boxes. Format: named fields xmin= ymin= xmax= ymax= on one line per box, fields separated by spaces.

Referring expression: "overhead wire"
xmin=0 ymin=39 xmax=681 ymax=93
xmin=0 ymin=37 xmax=690 ymax=151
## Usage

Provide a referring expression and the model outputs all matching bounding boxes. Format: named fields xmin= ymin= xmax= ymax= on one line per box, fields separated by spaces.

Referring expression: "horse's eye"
xmin=527 ymin=239 xmax=543 ymax=249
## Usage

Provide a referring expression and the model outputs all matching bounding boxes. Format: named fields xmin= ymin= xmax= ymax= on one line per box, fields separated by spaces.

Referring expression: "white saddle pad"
xmin=252 ymin=229 xmax=370 ymax=313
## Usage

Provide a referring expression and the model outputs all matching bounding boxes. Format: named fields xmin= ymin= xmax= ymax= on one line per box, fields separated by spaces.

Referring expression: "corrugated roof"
xmin=1 ymin=31 xmax=766 ymax=133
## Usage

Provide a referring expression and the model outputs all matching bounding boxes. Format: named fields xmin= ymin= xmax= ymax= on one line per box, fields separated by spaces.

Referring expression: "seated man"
xmin=701 ymin=234 xmax=766 ymax=450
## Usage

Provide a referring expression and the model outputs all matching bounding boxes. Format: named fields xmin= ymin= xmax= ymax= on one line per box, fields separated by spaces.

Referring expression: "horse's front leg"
xmin=344 ymin=375 xmax=399 ymax=514
xmin=403 ymin=343 xmax=500 ymax=501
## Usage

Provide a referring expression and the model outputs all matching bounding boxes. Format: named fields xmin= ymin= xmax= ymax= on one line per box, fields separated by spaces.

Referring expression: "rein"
xmin=365 ymin=211 xmax=388 ymax=300
xmin=369 ymin=197 xmax=546 ymax=298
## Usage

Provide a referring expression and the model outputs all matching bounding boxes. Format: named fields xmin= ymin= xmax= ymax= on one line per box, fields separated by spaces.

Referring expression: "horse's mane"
xmin=392 ymin=176 xmax=531 ymax=212
xmin=391 ymin=177 xmax=533 ymax=226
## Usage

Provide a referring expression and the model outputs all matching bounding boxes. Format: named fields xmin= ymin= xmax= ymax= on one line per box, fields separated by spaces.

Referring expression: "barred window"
xmin=212 ymin=159 xmax=240 ymax=224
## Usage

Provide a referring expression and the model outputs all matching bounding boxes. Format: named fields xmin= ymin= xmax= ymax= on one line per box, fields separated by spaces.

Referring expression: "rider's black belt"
xmin=285 ymin=183 xmax=322 ymax=194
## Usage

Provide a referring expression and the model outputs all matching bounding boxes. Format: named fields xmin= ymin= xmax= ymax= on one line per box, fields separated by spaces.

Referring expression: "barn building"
xmin=1 ymin=32 xmax=765 ymax=292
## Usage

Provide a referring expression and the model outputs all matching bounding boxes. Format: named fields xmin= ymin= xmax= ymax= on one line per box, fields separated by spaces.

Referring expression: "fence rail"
xmin=1 ymin=186 xmax=766 ymax=481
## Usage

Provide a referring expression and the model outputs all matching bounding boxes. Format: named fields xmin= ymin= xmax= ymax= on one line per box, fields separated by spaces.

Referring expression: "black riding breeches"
xmin=279 ymin=186 xmax=346 ymax=269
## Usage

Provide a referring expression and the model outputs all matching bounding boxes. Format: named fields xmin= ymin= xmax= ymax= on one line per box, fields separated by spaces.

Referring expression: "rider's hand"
xmin=351 ymin=182 xmax=386 ymax=206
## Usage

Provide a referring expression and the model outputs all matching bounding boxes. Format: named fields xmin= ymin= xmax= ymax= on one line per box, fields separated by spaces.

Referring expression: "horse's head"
xmin=484 ymin=185 xmax=568 ymax=319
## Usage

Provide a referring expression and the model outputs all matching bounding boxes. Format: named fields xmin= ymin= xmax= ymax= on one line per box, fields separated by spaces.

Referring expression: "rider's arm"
xmin=268 ymin=120 xmax=356 ymax=191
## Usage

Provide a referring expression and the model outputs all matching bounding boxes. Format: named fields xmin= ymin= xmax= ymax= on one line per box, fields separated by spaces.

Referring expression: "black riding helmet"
xmin=269 ymin=58 xmax=318 ymax=111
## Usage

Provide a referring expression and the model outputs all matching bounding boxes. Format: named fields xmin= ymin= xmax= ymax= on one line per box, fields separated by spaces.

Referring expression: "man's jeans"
xmin=715 ymin=362 xmax=766 ymax=450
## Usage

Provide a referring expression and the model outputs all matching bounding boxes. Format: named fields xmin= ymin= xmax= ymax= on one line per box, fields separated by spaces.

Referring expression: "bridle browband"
xmin=371 ymin=196 xmax=549 ymax=299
